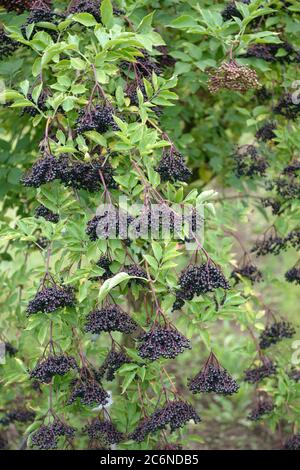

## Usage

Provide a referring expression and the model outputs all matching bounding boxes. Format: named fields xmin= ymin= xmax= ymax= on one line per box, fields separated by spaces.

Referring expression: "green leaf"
xmin=71 ymin=13 xmax=98 ymax=26
xmin=84 ymin=131 xmax=107 ymax=147
xmin=101 ymin=0 xmax=113 ymax=28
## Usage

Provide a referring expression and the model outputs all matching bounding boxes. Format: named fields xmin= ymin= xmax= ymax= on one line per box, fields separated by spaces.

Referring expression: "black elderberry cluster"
xmin=31 ymin=419 xmax=75 ymax=450
xmin=137 ymin=326 xmax=191 ymax=361
xmin=29 ymin=354 xmax=77 ymax=383
xmin=283 ymin=160 xmax=300 ymax=175
xmin=21 ymin=155 xmax=59 ymax=188
xmin=285 ymin=266 xmax=300 ymax=284
xmin=21 ymin=2 xmax=62 ymax=39
xmin=0 ymin=408 xmax=35 ymax=425
xmin=94 ymin=255 xmax=113 ymax=281
xmin=289 ymin=368 xmax=300 ymax=382
xmin=259 ymin=321 xmax=295 ymax=349
xmin=255 ymin=86 xmax=272 ymax=103
xmin=233 ymin=145 xmax=268 ymax=178
xmin=21 ymin=90 xmax=48 ymax=117
xmin=272 ymin=176 xmax=300 ymax=200
xmin=86 ymin=208 xmax=131 ymax=241
xmin=35 ymin=204 xmax=59 ymax=223
xmin=283 ymin=434 xmax=300 ymax=450
xmin=124 ymin=264 xmax=147 ymax=284
xmin=69 ymin=0 xmax=101 ymax=21
xmin=156 ymin=45 xmax=176 ymax=69
xmin=231 ymin=264 xmax=263 ymax=284
xmin=221 ymin=1 xmax=251 ymax=21
xmin=156 ymin=150 xmax=192 ymax=183
xmin=0 ymin=0 xmax=39 ymax=14
xmin=244 ymin=361 xmax=277 ymax=384
xmin=188 ymin=358 xmax=239 ymax=396
xmin=245 ymin=42 xmax=295 ymax=63
xmin=4 ymin=342 xmax=17 ymax=356
xmin=255 ymin=121 xmax=277 ymax=142
xmin=85 ymin=304 xmax=138 ymax=335
xmin=27 ymin=285 xmax=75 ymax=314
xmin=84 ymin=419 xmax=123 ymax=445
xmin=76 ymin=105 xmax=118 ymax=135
xmin=98 ymin=349 xmax=131 ymax=382
xmin=251 ymin=234 xmax=286 ymax=257
xmin=0 ymin=30 xmax=19 ymax=59
xmin=261 ymin=198 xmax=281 ymax=215
xmin=68 ymin=370 xmax=109 ymax=407
xmin=127 ymin=50 xmax=160 ymax=79
xmin=129 ymin=400 xmax=200 ymax=442
xmin=177 ymin=263 xmax=230 ymax=303
xmin=58 ymin=155 xmax=116 ymax=192
xmin=274 ymin=92 xmax=300 ymax=120
xmin=248 ymin=400 xmax=274 ymax=421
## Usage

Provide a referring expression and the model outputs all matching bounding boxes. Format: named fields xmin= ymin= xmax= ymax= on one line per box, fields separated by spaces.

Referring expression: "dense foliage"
xmin=0 ymin=0 xmax=299 ymax=451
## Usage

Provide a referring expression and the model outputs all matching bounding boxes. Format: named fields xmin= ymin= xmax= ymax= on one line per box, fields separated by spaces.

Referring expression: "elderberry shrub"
xmin=129 ymin=400 xmax=200 ymax=442
xmin=29 ymin=355 xmax=77 ymax=383
xmin=85 ymin=304 xmax=138 ymax=335
xmin=255 ymin=121 xmax=277 ymax=142
xmin=231 ymin=264 xmax=263 ymax=284
xmin=31 ymin=419 xmax=75 ymax=450
xmin=68 ymin=369 xmax=109 ymax=407
xmin=137 ymin=326 xmax=191 ymax=361
xmin=35 ymin=204 xmax=59 ymax=223
xmin=274 ymin=92 xmax=300 ymax=120
xmin=76 ymin=105 xmax=118 ymax=134
xmin=233 ymin=145 xmax=268 ymax=178
xmin=84 ymin=419 xmax=123 ymax=445
xmin=178 ymin=263 xmax=230 ymax=301
xmin=285 ymin=266 xmax=300 ymax=284
xmin=244 ymin=361 xmax=277 ymax=384
xmin=21 ymin=155 xmax=59 ymax=188
xmin=0 ymin=30 xmax=19 ymax=59
xmin=98 ymin=349 xmax=131 ymax=382
xmin=247 ymin=400 xmax=274 ymax=421
xmin=245 ymin=42 xmax=295 ymax=63
xmin=0 ymin=408 xmax=35 ymax=425
xmin=259 ymin=321 xmax=295 ymax=349
xmin=27 ymin=285 xmax=75 ymax=314
xmin=283 ymin=434 xmax=300 ymax=450
xmin=251 ymin=235 xmax=286 ymax=257
xmin=69 ymin=0 xmax=101 ymax=22
xmin=188 ymin=356 xmax=239 ymax=396
xmin=156 ymin=149 xmax=192 ymax=183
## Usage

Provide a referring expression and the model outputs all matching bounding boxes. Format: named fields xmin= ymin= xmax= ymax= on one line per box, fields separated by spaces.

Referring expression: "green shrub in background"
xmin=0 ymin=0 xmax=299 ymax=450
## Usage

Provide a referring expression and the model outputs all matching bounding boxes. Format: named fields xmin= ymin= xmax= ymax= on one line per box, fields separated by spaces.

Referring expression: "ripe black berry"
xmin=156 ymin=149 xmax=192 ymax=183
xmin=21 ymin=1 xmax=62 ymax=39
xmin=69 ymin=0 xmax=101 ymax=21
xmin=4 ymin=342 xmax=18 ymax=357
xmin=188 ymin=352 xmax=239 ymax=396
xmin=259 ymin=321 xmax=295 ymax=349
xmin=261 ymin=198 xmax=281 ymax=215
xmin=27 ymin=284 xmax=75 ymax=314
xmin=35 ymin=204 xmax=59 ymax=223
xmin=129 ymin=400 xmax=200 ymax=442
xmin=0 ymin=1 xmax=50 ymax=14
xmin=21 ymin=90 xmax=48 ymax=117
xmin=29 ymin=354 xmax=77 ymax=383
xmin=137 ymin=325 xmax=191 ymax=361
xmin=85 ymin=304 xmax=138 ymax=335
xmin=124 ymin=264 xmax=147 ymax=285
xmin=86 ymin=207 xmax=131 ymax=241
xmin=221 ymin=1 xmax=250 ymax=21
xmin=274 ymin=92 xmax=300 ymax=120
xmin=0 ymin=29 xmax=19 ymax=59
xmin=0 ymin=408 xmax=35 ymax=425
xmin=251 ymin=234 xmax=286 ymax=257
xmin=244 ymin=360 xmax=277 ymax=384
